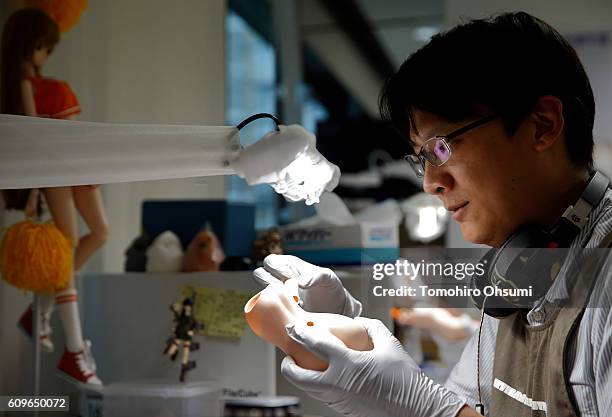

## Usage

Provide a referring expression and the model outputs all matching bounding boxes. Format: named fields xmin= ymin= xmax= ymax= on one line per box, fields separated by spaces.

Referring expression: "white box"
xmin=280 ymin=222 xmax=399 ymax=265
xmin=99 ymin=380 xmax=222 ymax=417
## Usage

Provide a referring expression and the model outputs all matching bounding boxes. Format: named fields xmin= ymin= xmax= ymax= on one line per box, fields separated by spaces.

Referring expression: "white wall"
xmin=1 ymin=0 xmax=228 ymax=396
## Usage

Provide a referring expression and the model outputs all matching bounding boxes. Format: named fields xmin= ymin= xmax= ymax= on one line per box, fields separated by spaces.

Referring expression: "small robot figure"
xmin=163 ymin=295 xmax=204 ymax=382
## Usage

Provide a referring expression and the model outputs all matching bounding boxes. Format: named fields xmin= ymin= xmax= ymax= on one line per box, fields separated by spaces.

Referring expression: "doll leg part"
xmin=164 ymin=339 xmax=180 ymax=361
xmin=284 ymin=278 xmax=300 ymax=304
xmin=55 ymin=288 xmax=84 ymax=352
xmin=179 ymin=346 xmax=197 ymax=383
xmin=180 ymin=362 xmax=196 ymax=382
xmin=40 ymin=292 xmax=55 ymax=318
xmin=39 ymin=293 xmax=55 ymax=351
xmin=181 ymin=342 xmax=191 ymax=365
xmin=42 ymin=187 xmax=78 ymax=246
xmin=17 ymin=300 xmax=55 ymax=353
xmin=42 ymin=187 xmax=78 ymax=289
xmin=72 ymin=186 xmax=108 ymax=271
xmin=245 ymin=282 xmax=374 ymax=371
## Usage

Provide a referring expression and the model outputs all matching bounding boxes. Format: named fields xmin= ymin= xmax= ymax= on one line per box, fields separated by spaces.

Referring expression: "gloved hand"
xmin=282 ymin=317 xmax=466 ymax=417
xmin=253 ymin=254 xmax=362 ymax=317
xmin=232 ymin=125 xmax=340 ymax=205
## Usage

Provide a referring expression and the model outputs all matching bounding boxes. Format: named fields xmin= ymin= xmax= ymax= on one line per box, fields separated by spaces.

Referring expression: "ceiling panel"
xmin=355 ymin=0 xmax=444 ymax=69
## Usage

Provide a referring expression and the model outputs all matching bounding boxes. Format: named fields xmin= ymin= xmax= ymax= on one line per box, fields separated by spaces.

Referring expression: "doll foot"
xmin=17 ymin=305 xmax=54 ymax=353
xmin=57 ymin=342 xmax=102 ymax=386
xmin=179 ymin=361 xmax=196 ymax=382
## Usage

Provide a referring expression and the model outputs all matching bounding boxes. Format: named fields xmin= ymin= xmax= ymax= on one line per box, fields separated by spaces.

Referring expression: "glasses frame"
xmin=404 ymin=115 xmax=497 ymax=178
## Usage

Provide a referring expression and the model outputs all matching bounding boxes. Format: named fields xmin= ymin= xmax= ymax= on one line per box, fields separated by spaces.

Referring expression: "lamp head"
xmin=233 ymin=123 xmax=340 ymax=205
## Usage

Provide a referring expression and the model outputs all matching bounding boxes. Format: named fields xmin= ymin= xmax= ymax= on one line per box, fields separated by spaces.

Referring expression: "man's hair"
xmin=379 ymin=11 xmax=594 ymax=169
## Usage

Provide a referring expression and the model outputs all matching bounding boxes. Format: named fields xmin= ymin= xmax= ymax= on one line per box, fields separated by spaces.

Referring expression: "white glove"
xmin=282 ymin=317 xmax=466 ymax=417
xmin=253 ymin=254 xmax=362 ymax=317
xmin=232 ymin=125 xmax=340 ymax=205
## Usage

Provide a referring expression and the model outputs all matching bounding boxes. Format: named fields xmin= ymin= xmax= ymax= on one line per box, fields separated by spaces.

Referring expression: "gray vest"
xmin=490 ymin=233 xmax=612 ymax=417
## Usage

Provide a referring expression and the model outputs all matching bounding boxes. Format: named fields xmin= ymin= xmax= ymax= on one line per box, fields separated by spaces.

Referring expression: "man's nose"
xmin=422 ymin=163 xmax=454 ymax=196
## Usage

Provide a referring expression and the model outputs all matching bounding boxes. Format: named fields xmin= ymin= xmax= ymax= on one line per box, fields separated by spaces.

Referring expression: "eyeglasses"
xmin=404 ymin=115 xmax=497 ymax=178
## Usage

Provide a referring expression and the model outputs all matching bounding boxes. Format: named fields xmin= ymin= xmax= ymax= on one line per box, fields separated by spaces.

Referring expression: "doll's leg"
xmin=164 ymin=338 xmax=181 ymax=360
xmin=181 ymin=341 xmax=191 ymax=365
xmin=43 ymin=187 xmax=78 ymax=284
xmin=40 ymin=293 xmax=55 ymax=317
xmin=72 ymin=186 xmax=109 ymax=271
xmin=179 ymin=341 xmax=196 ymax=382
xmin=43 ymin=187 xmax=101 ymax=385
xmin=43 ymin=187 xmax=83 ymax=351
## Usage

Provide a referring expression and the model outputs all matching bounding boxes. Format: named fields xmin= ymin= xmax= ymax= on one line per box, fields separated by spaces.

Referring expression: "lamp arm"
xmin=0 ymin=114 xmax=339 ymax=205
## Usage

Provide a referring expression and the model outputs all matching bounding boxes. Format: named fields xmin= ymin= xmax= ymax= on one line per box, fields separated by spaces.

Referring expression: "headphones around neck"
xmin=470 ymin=170 xmax=610 ymax=318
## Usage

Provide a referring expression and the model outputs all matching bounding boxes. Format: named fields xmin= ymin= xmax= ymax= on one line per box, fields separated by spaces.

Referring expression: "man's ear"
xmin=529 ymin=95 xmax=564 ymax=151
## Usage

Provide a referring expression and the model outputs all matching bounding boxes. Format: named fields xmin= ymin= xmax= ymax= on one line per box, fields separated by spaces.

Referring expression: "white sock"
xmin=55 ymin=289 xmax=84 ymax=352
xmin=39 ymin=293 xmax=55 ymax=318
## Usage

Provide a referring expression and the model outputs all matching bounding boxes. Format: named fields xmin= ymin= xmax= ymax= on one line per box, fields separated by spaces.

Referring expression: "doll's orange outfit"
xmin=24 ymin=76 xmax=98 ymax=191
xmin=24 ymin=75 xmax=81 ymax=119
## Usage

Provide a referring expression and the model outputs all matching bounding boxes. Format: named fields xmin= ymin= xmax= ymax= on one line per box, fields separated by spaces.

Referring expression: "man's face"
xmin=410 ymin=109 xmax=543 ymax=247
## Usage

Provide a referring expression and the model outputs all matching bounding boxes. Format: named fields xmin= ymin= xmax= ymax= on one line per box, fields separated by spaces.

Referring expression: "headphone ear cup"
xmin=496 ymin=225 xmax=570 ymax=304
xmin=471 ymin=226 xmax=559 ymax=317
xmin=471 ymin=249 xmax=519 ymax=318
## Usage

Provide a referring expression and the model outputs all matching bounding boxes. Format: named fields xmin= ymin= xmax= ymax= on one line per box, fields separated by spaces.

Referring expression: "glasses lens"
xmin=423 ymin=137 xmax=451 ymax=166
xmin=404 ymin=154 xmax=425 ymax=177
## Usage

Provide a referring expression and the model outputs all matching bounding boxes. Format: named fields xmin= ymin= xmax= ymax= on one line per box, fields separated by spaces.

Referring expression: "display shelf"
xmin=77 ymin=271 xmax=275 ymax=396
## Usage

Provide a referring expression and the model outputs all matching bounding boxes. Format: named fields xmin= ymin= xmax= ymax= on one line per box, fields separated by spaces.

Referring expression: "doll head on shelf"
xmin=146 ymin=231 xmax=183 ymax=273
xmin=252 ymin=230 xmax=284 ymax=264
xmin=182 ymin=226 xmax=226 ymax=272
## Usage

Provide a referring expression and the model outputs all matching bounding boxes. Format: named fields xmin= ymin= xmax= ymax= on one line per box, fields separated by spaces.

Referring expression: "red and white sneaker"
xmin=17 ymin=305 xmax=54 ymax=353
xmin=57 ymin=340 xmax=102 ymax=386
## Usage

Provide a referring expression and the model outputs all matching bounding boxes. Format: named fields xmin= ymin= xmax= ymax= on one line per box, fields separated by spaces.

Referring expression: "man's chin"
xmin=459 ymin=222 xmax=495 ymax=247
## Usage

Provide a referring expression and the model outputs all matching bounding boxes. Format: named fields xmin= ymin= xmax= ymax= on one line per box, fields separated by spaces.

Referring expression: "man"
xmin=254 ymin=11 xmax=612 ymax=417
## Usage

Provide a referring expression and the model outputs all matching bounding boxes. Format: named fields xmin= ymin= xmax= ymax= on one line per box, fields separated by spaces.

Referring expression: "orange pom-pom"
xmin=25 ymin=0 xmax=88 ymax=33
xmin=0 ymin=220 xmax=73 ymax=292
